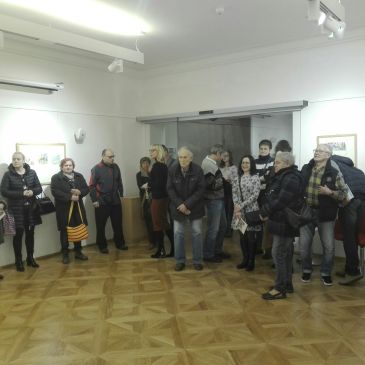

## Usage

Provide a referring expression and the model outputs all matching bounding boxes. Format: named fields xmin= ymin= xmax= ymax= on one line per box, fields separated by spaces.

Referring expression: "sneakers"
xmin=301 ymin=273 xmax=311 ymax=283
xmin=321 ymin=276 xmax=333 ymax=286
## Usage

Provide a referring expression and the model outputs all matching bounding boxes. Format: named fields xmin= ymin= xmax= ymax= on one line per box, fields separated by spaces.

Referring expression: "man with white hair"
xmin=300 ymin=144 xmax=347 ymax=286
xmin=167 ymin=147 xmax=205 ymax=271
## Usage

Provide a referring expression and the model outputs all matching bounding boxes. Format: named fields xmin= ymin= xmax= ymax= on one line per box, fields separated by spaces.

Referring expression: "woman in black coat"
xmin=1 ymin=152 xmax=42 ymax=271
xmin=51 ymin=158 xmax=89 ymax=264
xmin=259 ymin=152 xmax=304 ymax=300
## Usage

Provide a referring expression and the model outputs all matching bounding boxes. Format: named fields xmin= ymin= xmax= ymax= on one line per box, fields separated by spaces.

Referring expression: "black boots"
xmin=165 ymin=229 xmax=174 ymax=257
xmin=238 ymin=232 xmax=256 ymax=271
xmin=151 ymin=231 xmax=166 ymax=258
xmin=15 ymin=258 xmax=25 ymax=272
xmin=26 ymin=257 xmax=40 ymax=268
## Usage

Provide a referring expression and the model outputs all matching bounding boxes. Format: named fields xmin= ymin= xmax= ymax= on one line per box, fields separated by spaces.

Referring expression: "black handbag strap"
xmin=238 ymin=175 xmax=244 ymax=203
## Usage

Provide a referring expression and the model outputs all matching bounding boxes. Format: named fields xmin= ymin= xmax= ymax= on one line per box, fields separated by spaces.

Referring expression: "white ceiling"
xmin=1 ymin=0 xmax=365 ymax=69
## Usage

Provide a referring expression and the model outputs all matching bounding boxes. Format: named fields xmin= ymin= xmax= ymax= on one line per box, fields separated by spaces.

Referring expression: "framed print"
xmin=317 ymin=134 xmax=357 ymax=165
xmin=16 ymin=143 xmax=66 ymax=184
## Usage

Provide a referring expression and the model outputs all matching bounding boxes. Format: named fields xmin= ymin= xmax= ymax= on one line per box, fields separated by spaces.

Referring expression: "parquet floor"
xmin=0 ymin=237 xmax=365 ymax=365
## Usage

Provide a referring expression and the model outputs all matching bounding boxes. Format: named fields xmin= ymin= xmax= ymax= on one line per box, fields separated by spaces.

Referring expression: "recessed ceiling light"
xmin=1 ymin=0 xmax=151 ymax=36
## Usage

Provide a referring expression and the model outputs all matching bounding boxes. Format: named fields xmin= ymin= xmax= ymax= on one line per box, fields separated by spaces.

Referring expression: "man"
xmin=167 ymin=147 xmax=205 ymax=271
xmin=201 ymin=144 xmax=228 ymax=262
xmin=89 ymin=149 xmax=127 ymax=254
xmin=300 ymin=144 xmax=347 ymax=286
xmin=255 ymin=139 xmax=274 ymax=257
xmin=331 ymin=154 xmax=365 ymax=284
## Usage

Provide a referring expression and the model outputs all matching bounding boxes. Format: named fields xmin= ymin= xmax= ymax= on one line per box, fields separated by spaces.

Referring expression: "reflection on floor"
xmin=0 ymin=238 xmax=365 ymax=365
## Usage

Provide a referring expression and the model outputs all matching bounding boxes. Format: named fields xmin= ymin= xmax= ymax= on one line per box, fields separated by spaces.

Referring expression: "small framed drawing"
xmin=317 ymin=134 xmax=357 ymax=165
xmin=16 ymin=143 xmax=66 ymax=184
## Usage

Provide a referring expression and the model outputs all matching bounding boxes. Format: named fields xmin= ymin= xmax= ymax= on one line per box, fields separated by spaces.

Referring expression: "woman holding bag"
xmin=1 ymin=152 xmax=42 ymax=271
xmin=51 ymin=158 xmax=89 ymax=264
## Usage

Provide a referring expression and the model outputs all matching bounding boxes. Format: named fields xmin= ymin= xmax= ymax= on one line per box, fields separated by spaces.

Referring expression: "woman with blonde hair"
xmin=1 ymin=152 xmax=42 ymax=271
xmin=149 ymin=144 xmax=174 ymax=258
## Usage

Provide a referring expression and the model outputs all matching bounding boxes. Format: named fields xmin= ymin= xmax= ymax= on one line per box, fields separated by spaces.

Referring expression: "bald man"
xmin=89 ymin=149 xmax=127 ymax=254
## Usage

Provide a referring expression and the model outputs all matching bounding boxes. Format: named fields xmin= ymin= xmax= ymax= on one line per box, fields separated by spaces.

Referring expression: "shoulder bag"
xmin=66 ymin=201 xmax=89 ymax=242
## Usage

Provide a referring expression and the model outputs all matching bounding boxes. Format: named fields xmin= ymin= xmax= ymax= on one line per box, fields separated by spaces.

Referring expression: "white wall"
xmin=0 ymin=47 xmax=146 ymax=266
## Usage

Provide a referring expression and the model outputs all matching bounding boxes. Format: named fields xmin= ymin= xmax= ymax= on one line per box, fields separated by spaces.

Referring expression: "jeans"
xmin=299 ymin=209 xmax=335 ymax=276
xmin=272 ymin=235 xmax=294 ymax=292
xmin=174 ymin=218 xmax=203 ymax=264
xmin=204 ymin=199 xmax=227 ymax=259
xmin=95 ymin=204 xmax=125 ymax=249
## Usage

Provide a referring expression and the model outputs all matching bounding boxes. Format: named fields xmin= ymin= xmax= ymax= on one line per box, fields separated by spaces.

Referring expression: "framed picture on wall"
xmin=317 ymin=134 xmax=357 ymax=165
xmin=16 ymin=143 xmax=66 ymax=184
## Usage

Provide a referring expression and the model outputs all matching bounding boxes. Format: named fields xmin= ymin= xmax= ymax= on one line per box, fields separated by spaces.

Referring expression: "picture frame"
xmin=16 ymin=143 xmax=66 ymax=184
xmin=317 ymin=134 xmax=357 ymax=165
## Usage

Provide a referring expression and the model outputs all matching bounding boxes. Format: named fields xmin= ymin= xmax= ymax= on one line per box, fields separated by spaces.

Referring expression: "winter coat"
xmin=167 ymin=162 xmax=206 ymax=221
xmin=89 ymin=161 xmax=123 ymax=206
xmin=260 ymin=166 xmax=304 ymax=237
xmin=150 ymin=161 xmax=168 ymax=199
xmin=301 ymin=158 xmax=342 ymax=221
xmin=331 ymin=155 xmax=365 ymax=201
xmin=1 ymin=163 xmax=42 ymax=229
xmin=51 ymin=171 xmax=89 ymax=231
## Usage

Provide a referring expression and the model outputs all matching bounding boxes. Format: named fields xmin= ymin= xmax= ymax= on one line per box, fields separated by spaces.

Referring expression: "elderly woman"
xmin=260 ymin=152 xmax=304 ymax=300
xmin=232 ymin=155 xmax=261 ymax=271
xmin=51 ymin=158 xmax=89 ymax=264
xmin=149 ymin=144 xmax=174 ymax=258
xmin=136 ymin=156 xmax=155 ymax=249
xmin=1 ymin=152 xmax=42 ymax=271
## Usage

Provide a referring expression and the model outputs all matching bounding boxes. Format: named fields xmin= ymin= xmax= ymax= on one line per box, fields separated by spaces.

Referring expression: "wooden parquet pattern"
xmin=1 ymin=238 xmax=365 ymax=365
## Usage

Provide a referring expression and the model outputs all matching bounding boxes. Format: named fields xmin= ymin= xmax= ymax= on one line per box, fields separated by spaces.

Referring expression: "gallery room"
xmin=0 ymin=1 xmax=365 ymax=364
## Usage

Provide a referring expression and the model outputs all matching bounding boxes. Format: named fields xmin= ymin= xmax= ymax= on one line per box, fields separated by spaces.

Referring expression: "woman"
xmin=149 ymin=144 xmax=174 ymax=258
xmin=51 ymin=158 xmax=89 ymax=264
xmin=1 ymin=152 xmax=42 ymax=271
xmin=136 ymin=156 xmax=155 ymax=249
xmin=232 ymin=155 xmax=261 ymax=271
xmin=220 ymin=150 xmax=237 ymax=238
xmin=260 ymin=152 xmax=304 ymax=300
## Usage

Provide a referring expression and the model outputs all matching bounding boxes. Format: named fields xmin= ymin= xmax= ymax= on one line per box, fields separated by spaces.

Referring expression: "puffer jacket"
xmin=260 ymin=166 xmax=304 ymax=237
xmin=1 ymin=163 xmax=42 ymax=228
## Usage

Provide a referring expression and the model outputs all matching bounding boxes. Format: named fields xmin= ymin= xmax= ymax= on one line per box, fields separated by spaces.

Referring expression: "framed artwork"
xmin=16 ymin=143 xmax=66 ymax=184
xmin=317 ymin=134 xmax=357 ymax=165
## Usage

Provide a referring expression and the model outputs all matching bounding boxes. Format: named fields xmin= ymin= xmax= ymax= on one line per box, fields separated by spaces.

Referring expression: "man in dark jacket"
xmin=300 ymin=144 xmax=347 ymax=286
xmin=332 ymin=155 xmax=365 ymax=283
xmin=167 ymin=147 xmax=205 ymax=271
xmin=89 ymin=149 xmax=127 ymax=254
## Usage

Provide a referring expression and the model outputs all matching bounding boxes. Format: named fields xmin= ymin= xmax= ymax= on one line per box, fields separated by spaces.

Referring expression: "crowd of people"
xmin=0 ymin=140 xmax=364 ymax=301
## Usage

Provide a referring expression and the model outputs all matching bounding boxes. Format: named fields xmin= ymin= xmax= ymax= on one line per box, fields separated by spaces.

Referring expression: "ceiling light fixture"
xmin=307 ymin=0 xmax=345 ymax=39
xmin=0 ymin=77 xmax=64 ymax=92
xmin=108 ymin=59 xmax=123 ymax=73
xmin=0 ymin=0 xmax=151 ymax=36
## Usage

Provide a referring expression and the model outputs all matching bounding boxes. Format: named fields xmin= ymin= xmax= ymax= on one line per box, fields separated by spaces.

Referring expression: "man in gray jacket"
xmin=201 ymin=144 xmax=228 ymax=262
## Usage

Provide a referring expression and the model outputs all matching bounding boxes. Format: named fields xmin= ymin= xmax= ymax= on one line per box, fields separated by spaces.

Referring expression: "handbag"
xmin=66 ymin=201 xmax=88 ymax=242
xmin=4 ymin=212 xmax=16 ymax=236
xmin=35 ymin=192 xmax=56 ymax=215
xmin=284 ymin=203 xmax=314 ymax=229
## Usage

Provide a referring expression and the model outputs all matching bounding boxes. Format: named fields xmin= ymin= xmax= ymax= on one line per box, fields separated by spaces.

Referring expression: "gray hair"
xmin=210 ymin=144 xmax=224 ymax=155
xmin=275 ymin=151 xmax=295 ymax=166
xmin=318 ymin=143 xmax=333 ymax=155
xmin=178 ymin=146 xmax=193 ymax=158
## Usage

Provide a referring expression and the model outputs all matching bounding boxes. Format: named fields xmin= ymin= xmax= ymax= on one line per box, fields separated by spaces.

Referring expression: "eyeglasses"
xmin=105 ymin=155 xmax=115 ymax=158
xmin=149 ymin=149 xmax=156 ymax=152
xmin=313 ymin=149 xmax=329 ymax=154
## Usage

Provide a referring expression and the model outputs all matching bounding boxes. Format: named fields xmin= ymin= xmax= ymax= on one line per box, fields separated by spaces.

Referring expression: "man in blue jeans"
xmin=201 ymin=144 xmax=228 ymax=263
xmin=300 ymin=144 xmax=347 ymax=286
xmin=167 ymin=147 xmax=205 ymax=271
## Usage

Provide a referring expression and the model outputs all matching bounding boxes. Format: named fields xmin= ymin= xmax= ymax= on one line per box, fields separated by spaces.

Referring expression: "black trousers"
xmin=95 ymin=204 xmax=125 ymax=249
xmin=13 ymin=226 xmax=35 ymax=260
xmin=339 ymin=198 xmax=365 ymax=275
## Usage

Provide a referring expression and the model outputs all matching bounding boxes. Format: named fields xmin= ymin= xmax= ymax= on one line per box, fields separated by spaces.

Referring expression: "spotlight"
xmin=323 ymin=16 xmax=346 ymax=39
xmin=108 ymin=59 xmax=124 ymax=73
